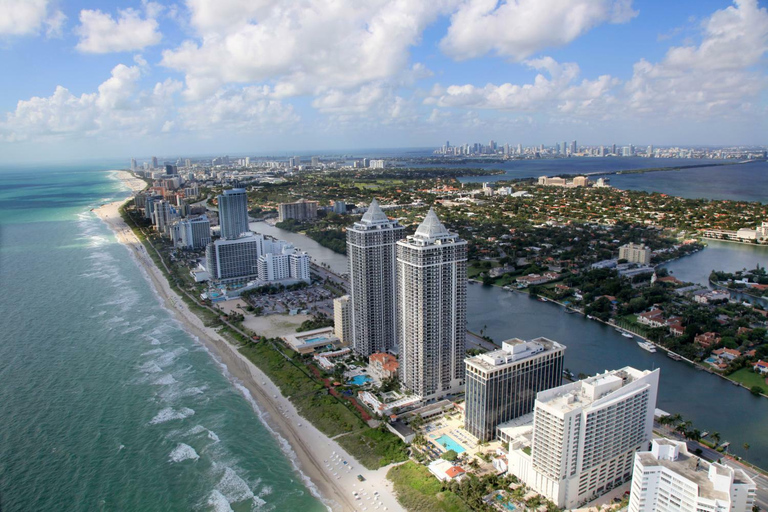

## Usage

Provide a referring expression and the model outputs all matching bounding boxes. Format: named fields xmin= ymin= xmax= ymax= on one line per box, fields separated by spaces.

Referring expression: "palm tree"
xmin=710 ymin=432 xmax=720 ymax=446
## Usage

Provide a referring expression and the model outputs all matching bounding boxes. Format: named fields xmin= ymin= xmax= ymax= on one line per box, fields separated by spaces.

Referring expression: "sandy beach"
xmin=94 ymin=170 xmax=404 ymax=512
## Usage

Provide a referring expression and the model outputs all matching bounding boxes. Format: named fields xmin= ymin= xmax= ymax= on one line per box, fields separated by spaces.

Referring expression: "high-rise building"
xmin=465 ymin=337 xmax=565 ymax=441
xmin=397 ymin=208 xmax=467 ymax=400
xmin=153 ymin=200 xmax=174 ymax=233
xmin=570 ymin=140 xmax=577 ymax=155
xmin=507 ymin=367 xmax=660 ymax=509
xmin=289 ymin=251 xmax=310 ymax=282
xmin=130 ymin=158 xmax=136 ymax=171
xmin=619 ymin=243 xmax=651 ymax=265
xmin=205 ymin=234 xmax=263 ymax=283
xmin=278 ymin=200 xmax=318 ymax=222
xmin=311 ymin=156 xmax=320 ymax=167
xmin=347 ymin=199 xmax=404 ymax=356
xmin=151 ymin=156 xmax=158 ymax=168
xmin=333 ymin=295 xmax=352 ymax=345
xmin=562 ymin=141 xmax=567 ymax=155
xmin=332 ymin=200 xmax=347 ymax=214
xmin=175 ymin=216 xmax=211 ymax=250
xmin=628 ymin=439 xmax=755 ymax=512
xmin=218 ymin=188 xmax=250 ymax=240
xmin=258 ymin=252 xmax=290 ymax=281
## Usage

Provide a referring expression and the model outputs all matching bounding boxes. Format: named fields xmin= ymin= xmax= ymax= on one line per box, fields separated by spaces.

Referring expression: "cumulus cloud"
xmin=75 ymin=7 xmax=162 ymax=53
xmin=427 ymin=57 xmax=619 ymax=118
xmin=178 ymin=86 xmax=299 ymax=132
xmin=440 ymin=0 xmax=637 ymax=61
xmin=0 ymin=0 xmax=66 ymax=37
xmin=625 ymin=0 xmax=768 ymax=117
xmin=0 ymin=64 xmax=181 ymax=141
xmin=162 ymin=0 xmax=456 ymax=99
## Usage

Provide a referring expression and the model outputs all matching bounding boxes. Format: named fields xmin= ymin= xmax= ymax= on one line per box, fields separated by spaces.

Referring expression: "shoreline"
xmin=95 ymin=171 xmax=404 ymax=512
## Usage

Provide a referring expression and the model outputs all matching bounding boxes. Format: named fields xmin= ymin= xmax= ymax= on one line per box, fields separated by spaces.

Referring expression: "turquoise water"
xmin=0 ymin=167 xmax=326 ymax=511
xmin=434 ymin=435 xmax=465 ymax=454
xmin=347 ymin=375 xmax=372 ymax=386
xmin=303 ymin=337 xmax=330 ymax=344
xmin=495 ymin=495 xmax=517 ymax=511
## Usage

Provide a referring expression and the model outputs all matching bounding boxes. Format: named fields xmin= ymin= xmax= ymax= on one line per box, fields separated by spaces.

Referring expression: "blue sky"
xmin=0 ymin=0 xmax=766 ymax=162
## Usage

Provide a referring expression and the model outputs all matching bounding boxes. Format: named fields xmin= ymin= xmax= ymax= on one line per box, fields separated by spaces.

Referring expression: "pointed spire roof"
xmin=415 ymin=208 xmax=449 ymax=239
xmin=361 ymin=198 xmax=390 ymax=224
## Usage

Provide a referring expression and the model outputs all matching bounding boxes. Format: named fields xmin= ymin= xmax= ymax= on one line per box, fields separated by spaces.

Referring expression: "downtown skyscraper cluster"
xmin=347 ymin=201 xmax=467 ymax=400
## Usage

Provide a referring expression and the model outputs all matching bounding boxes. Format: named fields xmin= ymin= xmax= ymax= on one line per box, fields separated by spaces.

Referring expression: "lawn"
xmin=336 ymin=427 xmax=409 ymax=469
xmin=387 ymin=461 xmax=471 ymax=512
xmin=239 ymin=342 xmax=365 ymax=436
xmin=728 ymin=367 xmax=768 ymax=395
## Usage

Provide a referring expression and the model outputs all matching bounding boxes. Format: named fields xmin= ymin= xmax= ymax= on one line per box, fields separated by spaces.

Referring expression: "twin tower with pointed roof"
xmin=346 ymin=199 xmax=467 ymax=401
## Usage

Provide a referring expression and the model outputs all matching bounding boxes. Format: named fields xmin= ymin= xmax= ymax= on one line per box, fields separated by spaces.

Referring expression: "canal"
xmin=249 ymin=221 xmax=768 ymax=466
xmin=251 ymin=220 xmax=348 ymax=274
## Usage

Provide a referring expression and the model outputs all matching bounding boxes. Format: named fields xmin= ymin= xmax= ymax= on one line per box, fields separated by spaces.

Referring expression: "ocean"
xmin=0 ymin=166 xmax=326 ymax=512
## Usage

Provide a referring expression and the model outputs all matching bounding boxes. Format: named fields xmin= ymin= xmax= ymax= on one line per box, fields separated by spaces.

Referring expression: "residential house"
xmin=754 ymin=360 xmax=768 ymax=375
xmin=694 ymin=332 xmax=721 ymax=350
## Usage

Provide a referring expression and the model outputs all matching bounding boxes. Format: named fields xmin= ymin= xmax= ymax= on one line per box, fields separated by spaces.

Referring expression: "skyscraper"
xmin=507 ymin=367 xmax=660 ymax=509
xmin=465 ymin=337 xmax=565 ymax=441
xmin=397 ymin=208 xmax=467 ymax=400
xmin=151 ymin=156 xmax=158 ymax=169
xmin=218 ymin=188 xmax=250 ymax=240
xmin=347 ymin=199 xmax=404 ymax=356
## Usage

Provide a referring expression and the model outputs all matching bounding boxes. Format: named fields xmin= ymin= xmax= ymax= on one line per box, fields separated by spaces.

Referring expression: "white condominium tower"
xmin=218 ymin=188 xmax=250 ymax=240
xmin=346 ymin=199 xmax=404 ymax=356
xmin=397 ymin=208 xmax=467 ymax=400
xmin=508 ymin=367 xmax=659 ymax=509
xmin=629 ymin=439 xmax=755 ymax=512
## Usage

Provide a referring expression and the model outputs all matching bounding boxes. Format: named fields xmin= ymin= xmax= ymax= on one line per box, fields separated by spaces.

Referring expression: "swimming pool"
xmin=347 ymin=375 xmax=372 ymax=386
xmin=705 ymin=357 xmax=718 ymax=364
xmin=434 ymin=434 xmax=465 ymax=454
xmin=304 ymin=336 xmax=330 ymax=343
xmin=495 ymin=494 xmax=516 ymax=511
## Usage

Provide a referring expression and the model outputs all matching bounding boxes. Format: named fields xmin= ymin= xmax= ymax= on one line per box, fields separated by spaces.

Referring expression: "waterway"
xmin=250 ymin=220 xmax=348 ymax=275
xmin=254 ymin=222 xmax=768 ymax=466
xmin=452 ymin=158 xmax=768 ymax=203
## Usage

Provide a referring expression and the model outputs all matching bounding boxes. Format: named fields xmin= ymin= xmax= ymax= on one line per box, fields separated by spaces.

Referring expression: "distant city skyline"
xmin=0 ymin=0 xmax=766 ymax=162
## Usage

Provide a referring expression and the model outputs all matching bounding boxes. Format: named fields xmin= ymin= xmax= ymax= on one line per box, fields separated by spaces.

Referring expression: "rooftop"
xmin=466 ymin=337 xmax=565 ymax=372
xmin=637 ymin=439 xmax=750 ymax=503
xmin=537 ymin=367 xmax=655 ymax=413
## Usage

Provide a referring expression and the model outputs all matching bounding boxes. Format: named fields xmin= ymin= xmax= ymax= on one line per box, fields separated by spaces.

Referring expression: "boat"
xmin=637 ymin=341 xmax=657 ymax=353
xmin=615 ymin=328 xmax=623 ymax=333
xmin=538 ymin=297 xmax=548 ymax=302
xmin=667 ymin=352 xmax=682 ymax=361
xmin=565 ymin=309 xmax=578 ymax=314
xmin=587 ymin=315 xmax=595 ymax=320
xmin=621 ymin=332 xmax=634 ymax=339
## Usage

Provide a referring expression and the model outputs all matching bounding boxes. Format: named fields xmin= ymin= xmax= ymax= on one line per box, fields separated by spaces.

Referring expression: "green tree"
xmin=442 ymin=449 xmax=458 ymax=462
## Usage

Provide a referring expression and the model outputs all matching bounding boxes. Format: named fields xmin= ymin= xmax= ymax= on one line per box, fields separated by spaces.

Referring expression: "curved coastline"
xmin=95 ymin=170 xmax=404 ymax=512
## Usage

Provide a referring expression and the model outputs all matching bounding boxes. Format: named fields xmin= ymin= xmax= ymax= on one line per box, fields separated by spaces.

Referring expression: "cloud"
xmin=178 ymin=86 xmax=299 ymax=132
xmin=440 ymin=0 xmax=637 ymax=61
xmin=427 ymin=57 xmax=619 ymax=118
xmin=75 ymin=7 xmax=162 ymax=53
xmin=0 ymin=64 xmax=181 ymax=142
xmin=162 ymin=0 xmax=456 ymax=99
xmin=0 ymin=0 xmax=66 ymax=37
xmin=625 ymin=0 xmax=768 ymax=117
